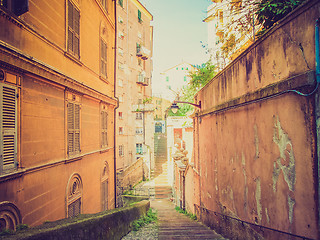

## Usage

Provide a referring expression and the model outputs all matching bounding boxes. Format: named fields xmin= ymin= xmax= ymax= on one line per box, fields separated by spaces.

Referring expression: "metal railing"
xmin=194 ymin=204 xmax=315 ymax=240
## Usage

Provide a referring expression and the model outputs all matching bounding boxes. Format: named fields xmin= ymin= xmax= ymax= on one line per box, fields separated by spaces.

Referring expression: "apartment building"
xmin=204 ymin=0 xmax=260 ymax=70
xmin=116 ymin=0 xmax=154 ymax=181
xmin=0 ymin=0 xmax=117 ymax=229
xmin=161 ymin=62 xmax=196 ymax=101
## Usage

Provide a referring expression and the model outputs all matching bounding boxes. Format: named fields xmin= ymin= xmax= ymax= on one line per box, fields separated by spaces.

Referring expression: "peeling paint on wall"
xmin=255 ymin=177 xmax=262 ymax=223
xmin=254 ymin=124 xmax=260 ymax=160
xmin=288 ymin=195 xmax=295 ymax=224
xmin=272 ymin=116 xmax=296 ymax=192
xmin=214 ymin=158 xmax=218 ymax=192
xmin=222 ymin=185 xmax=237 ymax=215
xmin=242 ymin=152 xmax=248 ymax=213
xmin=265 ymin=208 xmax=270 ymax=224
xmin=272 ymin=115 xmax=296 ymax=227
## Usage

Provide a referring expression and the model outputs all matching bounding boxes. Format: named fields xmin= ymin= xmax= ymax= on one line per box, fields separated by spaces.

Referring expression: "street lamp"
xmin=170 ymin=100 xmax=201 ymax=114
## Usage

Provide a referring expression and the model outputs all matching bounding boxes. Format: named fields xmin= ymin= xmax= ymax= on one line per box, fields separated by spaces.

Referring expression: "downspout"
xmin=113 ymin=0 xmax=119 ymax=208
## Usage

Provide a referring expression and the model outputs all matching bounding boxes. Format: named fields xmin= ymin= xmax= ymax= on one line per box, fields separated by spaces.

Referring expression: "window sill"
xmin=64 ymin=52 xmax=82 ymax=66
xmin=65 ymin=155 xmax=83 ymax=164
xmin=99 ymin=75 xmax=110 ymax=84
xmin=0 ymin=169 xmax=25 ymax=183
xmin=100 ymin=147 xmax=112 ymax=154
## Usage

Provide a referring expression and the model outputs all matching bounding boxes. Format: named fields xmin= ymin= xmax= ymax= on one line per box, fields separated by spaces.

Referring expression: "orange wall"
xmin=0 ymin=0 xmax=117 ymax=227
xmin=193 ymin=1 xmax=320 ymax=239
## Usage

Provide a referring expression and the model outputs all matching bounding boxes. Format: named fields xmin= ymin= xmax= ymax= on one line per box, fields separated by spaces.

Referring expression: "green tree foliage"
xmin=168 ymin=61 xmax=216 ymax=116
xmin=221 ymin=34 xmax=236 ymax=58
xmin=255 ymin=0 xmax=306 ymax=30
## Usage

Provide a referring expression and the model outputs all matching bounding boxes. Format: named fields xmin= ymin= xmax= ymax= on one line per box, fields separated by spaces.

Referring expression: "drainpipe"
xmin=113 ymin=0 xmax=119 ymax=208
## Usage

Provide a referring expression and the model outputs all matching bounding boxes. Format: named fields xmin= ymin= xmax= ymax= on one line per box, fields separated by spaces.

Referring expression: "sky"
xmin=139 ymin=0 xmax=212 ymax=97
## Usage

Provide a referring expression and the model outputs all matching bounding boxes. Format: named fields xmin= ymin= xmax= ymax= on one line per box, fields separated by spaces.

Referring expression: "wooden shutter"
xmin=0 ymin=84 xmax=17 ymax=173
xmin=74 ymin=7 xmax=80 ymax=57
xmin=67 ymin=102 xmax=80 ymax=156
xmin=68 ymin=198 xmax=81 ymax=218
xmin=100 ymin=40 xmax=107 ymax=77
xmin=101 ymin=110 xmax=108 ymax=147
xmin=67 ymin=102 xmax=74 ymax=155
xmin=138 ymin=9 xmax=141 ymax=22
xmin=74 ymin=104 xmax=80 ymax=153
xmin=101 ymin=180 xmax=108 ymax=211
xmin=67 ymin=1 xmax=74 ymax=53
xmin=67 ymin=1 xmax=80 ymax=58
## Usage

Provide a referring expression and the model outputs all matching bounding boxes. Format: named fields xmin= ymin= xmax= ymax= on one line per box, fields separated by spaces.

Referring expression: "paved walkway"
xmin=151 ymin=199 xmax=226 ymax=240
xmin=122 ymin=133 xmax=227 ymax=239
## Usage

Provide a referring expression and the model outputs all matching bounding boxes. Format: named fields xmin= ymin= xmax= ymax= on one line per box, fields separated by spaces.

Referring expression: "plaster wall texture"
xmin=0 ymin=0 xmax=116 ymax=228
xmin=116 ymin=0 xmax=154 ymax=171
xmin=193 ymin=1 xmax=320 ymax=239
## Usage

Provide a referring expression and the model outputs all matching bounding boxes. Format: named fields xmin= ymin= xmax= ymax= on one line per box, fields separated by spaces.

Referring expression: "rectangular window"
xmin=0 ymin=83 xmax=17 ymax=174
xmin=101 ymin=107 xmax=108 ymax=148
xmin=68 ymin=0 xmax=80 ymax=58
xmin=138 ymin=9 xmax=142 ymax=23
xmin=100 ymin=39 xmax=107 ymax=78
xmin=67 ymin=98 xmax=80 ymax=156
xmin=119 ymin=145 xmax=124 ymax=156
xmin=101 ymin=0 xmax=107 ymax=12
xmin=119 ymin=127 xmax=123 ymax=135
xmin=136 ymin=112 xmax=142 ymax=120
xmin=136 ymin=143 xmax=142 ymax=154
xmin=135 ymin=128 xmax=143 ymax=134
xmin=118 ymin=112 xmax=123 ymax=119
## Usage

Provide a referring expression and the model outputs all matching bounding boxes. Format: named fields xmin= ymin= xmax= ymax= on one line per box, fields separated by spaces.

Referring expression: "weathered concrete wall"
xmin=2 ymin=200 xmax=150 ymax=240
xmin=193 ymin=1 xmax=320 ymax=239
xmin=117 ymin=157 xmax=144 ymax=191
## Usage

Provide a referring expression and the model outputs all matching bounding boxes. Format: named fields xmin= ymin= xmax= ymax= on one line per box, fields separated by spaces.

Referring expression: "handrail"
xmin=194 ymin=204 xmax=315 ymax=240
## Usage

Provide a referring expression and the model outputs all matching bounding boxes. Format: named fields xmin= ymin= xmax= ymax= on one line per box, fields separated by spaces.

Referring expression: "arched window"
xmin=66 ymin=173 xmax=82 ymax=218
xmin=0 ymin=202 xmax=21 ymax=231
xmin=101 ymin=162 xmax=109 ymax=211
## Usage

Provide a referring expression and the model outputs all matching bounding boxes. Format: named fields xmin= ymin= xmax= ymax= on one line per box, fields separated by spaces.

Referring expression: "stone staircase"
xmin=133 ymin=133 xmax=172 ymax=199
xmin=153 ymin=133 xmax=172 ymax=199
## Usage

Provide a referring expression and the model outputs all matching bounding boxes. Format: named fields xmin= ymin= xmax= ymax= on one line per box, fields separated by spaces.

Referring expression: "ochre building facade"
xmin=0 ymin=0 xmax=117 ymax=229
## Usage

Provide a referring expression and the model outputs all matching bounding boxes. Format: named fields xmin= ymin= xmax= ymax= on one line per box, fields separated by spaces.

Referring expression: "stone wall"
xmin=2 ymin=200 xmax=150 ymax=240
xmin=192 ymin=0 xmax=320 ymax=239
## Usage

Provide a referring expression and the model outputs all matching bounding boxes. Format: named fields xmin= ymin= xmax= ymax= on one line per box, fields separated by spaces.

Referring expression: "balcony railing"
xmin=137 ymin=74 xmax=149 ymax=86
xmin=132 ymin=103 xmax=154 ymax=112
xmin=136 ymin=43 xmax=150 ymax=60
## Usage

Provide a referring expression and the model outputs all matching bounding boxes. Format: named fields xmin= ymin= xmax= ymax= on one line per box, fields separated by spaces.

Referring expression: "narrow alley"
xmin=122 ymin=133 xmax=226 ymax=240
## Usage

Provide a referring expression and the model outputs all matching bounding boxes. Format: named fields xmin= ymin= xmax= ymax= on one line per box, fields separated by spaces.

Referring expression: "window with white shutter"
xmin=67 ymin=98 xmax=80 ymax=157
xmin=67 ymin=1 xmax=80 ymax=58
xmin=0 ymin=83 xmax=17 ymax=174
